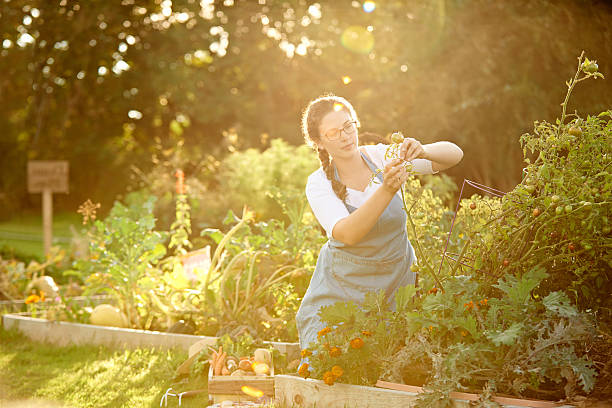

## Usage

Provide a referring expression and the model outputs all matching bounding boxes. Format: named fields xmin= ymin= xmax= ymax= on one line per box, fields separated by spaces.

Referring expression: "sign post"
xmin=27 ymin=161 xmax=69 ymax=256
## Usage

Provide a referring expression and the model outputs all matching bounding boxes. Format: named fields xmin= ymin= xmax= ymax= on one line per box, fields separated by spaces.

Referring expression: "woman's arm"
xmin=400 ymin=139 xmax=463 ymax=173
xmin=332 ymin=159 xmax=408 ymax=246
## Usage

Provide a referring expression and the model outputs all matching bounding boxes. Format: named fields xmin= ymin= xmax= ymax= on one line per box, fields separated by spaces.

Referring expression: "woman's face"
xmin=317 ymin=108 xmax=359 ymax=159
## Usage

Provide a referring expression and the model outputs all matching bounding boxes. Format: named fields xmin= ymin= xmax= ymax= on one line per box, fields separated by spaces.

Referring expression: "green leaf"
xmin=395 ymin=285 xmax=418 ymax=313
xmin=455 ymin=315 xmax=479 ymax=339
xmin=494 ymin=266 xmax=548 ymax=306
xmin=486 ymin=322 xmax=523 ymax=346
xmin=571 ymin=357 xmax=597 ymax=393
xmin=200 ymin=228 xmax=224 ymax=243
xmin=150 ymin=243 xmax=167 ymax=261
xmin=318 ymin=300 xmax=364 ymax=327
xmin=543 ymin=291 xmax=578 ymax=317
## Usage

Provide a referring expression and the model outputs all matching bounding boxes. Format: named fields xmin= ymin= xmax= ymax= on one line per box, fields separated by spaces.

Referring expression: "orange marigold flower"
xmin=301 ymin=349 xmax=312 ymax=358
xmin=298 ymin=363 xmax=310 ymax=379
xmin=361 ymin=330 xmax=373 ymax=337
xmin=350 ymin=338 xmax=364 ymax=349
xmin=461 ymin=330 xmax=468 ymax=337
xmin=479 ymin=298 xmax=488 ymax=306
xmin=323 ymin=371 xmax=335 ymax=386
xmin=25 ymin=294 xmax=41 ymax=304
xmin=329 ymin=346 xmax=341 ymax=357
xmin=428 ymin=287 xmax=439 ymax=295
xmin=331 ymin=365 xmax=344 ymax=378
xmin=464 ymin=301 xmax=474 ymax=311
xmin=40 ymin=290 xmax=46 ymax=302
xmin=317 ymin=327 xmax=332 ymax=338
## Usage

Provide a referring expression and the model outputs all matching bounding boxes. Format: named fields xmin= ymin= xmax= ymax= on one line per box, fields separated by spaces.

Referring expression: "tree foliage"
xmin=1 ymin=0 xmax=611 ymax=217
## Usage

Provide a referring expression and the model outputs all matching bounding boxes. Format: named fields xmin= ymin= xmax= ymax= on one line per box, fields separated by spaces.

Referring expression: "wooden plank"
xmin=274 ymin=374 xmax=445 ymax=408
xmin=1 ymin=314 xmax=218 ymax=351
xmin=208 ymin=377 xmax=274 ymax=396
xmin=376 ymin=381 xmax=576 ymax=408
xmin=42 ymin=188 xmax=52 ymax=256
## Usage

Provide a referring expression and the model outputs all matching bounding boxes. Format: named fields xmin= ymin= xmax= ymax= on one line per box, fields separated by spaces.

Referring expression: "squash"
xmin=90 ymin=304 xmax=128 ymax=328
xmin=253 ymin=348 xmax=272 ymax=364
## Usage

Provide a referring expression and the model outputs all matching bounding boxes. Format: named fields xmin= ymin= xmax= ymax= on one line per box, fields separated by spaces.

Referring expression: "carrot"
xmin=215 ymin=351 xmax=227 ymax=376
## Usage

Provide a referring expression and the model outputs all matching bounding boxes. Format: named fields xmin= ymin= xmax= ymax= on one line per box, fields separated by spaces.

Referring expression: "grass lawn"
xmin=0 ymin=212 xmax=82 ymax=261
xmin=0 ymin=327 xmax=211 ymax=408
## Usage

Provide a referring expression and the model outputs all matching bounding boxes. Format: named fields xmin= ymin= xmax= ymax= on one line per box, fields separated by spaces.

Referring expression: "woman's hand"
xmin=399 ymin=137 xmax=427 ymax=162
xmin=382 ymin=159 xmax=411 ymax=193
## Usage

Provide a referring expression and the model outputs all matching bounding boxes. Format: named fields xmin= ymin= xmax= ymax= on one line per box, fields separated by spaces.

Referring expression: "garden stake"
xmin=437 ymin=179 xmax=507 ymax=284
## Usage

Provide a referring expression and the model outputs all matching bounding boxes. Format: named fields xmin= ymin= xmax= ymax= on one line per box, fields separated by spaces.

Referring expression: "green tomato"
xmin=391 ymin=132 xmax=404 ymax=144
xmin=551 ymin=195 xmax=561 ymax=203
xmin=565 ymin=205 xmax=573 ymax=213
xmin=555 ymin=206 xmax=564 ymax=215
xmin=582 ymin=61 xmax=598 ymax=73
xmin=568 ymin=126 xmax=582 ymax=137
xmin=525 ymin=185 xmax=536 ymax=194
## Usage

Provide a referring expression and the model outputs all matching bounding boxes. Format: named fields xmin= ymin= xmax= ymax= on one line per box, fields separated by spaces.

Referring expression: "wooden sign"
xmin=27 ymin=160 xmax=69 ymax=256
xmin=27 ymin=160 xmax=69 ymax=194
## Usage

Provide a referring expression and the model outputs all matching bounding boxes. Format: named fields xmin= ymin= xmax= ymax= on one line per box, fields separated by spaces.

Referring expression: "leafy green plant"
xmin=71 ymin=192 xmax=167 ymax=329
xmin=302 ymin=286 xmax=417 ymax=386
xmin=304 ymin=268 xmax=597 ymax=401
xmin=389 ymin=268 xmax=596 ymax=403
xmin=197 ymin=139 xmax=320 ymax=224
xmin=196 ymin=205 xmax=315 ymax=340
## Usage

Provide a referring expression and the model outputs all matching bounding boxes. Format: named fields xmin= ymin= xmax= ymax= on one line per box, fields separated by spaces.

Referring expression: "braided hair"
xmin=301 ymin=94 xmax=361 ymax=202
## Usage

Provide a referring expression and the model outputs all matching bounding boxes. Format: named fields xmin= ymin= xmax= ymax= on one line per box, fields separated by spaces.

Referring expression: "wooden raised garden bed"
xmin=1 ymin=313 xmax=299 ymax=358
xmin=273 ymin=375 xmax=576 ymax=408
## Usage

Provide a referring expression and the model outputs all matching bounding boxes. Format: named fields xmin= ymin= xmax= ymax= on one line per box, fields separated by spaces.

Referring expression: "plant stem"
xmin=560 ymin=51 xmax=585 ymax=127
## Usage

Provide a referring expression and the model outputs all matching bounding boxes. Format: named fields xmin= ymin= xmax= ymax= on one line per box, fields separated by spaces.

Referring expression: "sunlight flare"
xmin=241 ymin=385 xmax=264 ymax=398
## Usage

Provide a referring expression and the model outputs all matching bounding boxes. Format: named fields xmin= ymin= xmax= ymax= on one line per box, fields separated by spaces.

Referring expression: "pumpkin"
xmin=90 ymin=304 xmax=128 ymax=328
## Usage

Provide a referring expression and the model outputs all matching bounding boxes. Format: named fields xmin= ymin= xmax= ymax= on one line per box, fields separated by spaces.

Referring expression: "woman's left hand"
xmin=399 ymin=137 xmax=427 ymax=162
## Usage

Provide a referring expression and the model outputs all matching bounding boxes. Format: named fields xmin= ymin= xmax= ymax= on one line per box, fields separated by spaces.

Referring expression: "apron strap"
xmin=332 ymin=149 xmax=384 ymax=212
xmin=332 ymin=150 xmax=384 ymax=183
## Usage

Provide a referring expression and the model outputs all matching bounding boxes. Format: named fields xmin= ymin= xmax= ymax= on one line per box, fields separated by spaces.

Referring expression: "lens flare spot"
xmin=340 ymin=26 xmax=374 ymax=54
xmin=333 ymin=103 xmax=344 ymax=112
xmin=363 ymin=1 xmax=376 ymax=13
xmin=241 ymin=385 xmax=264 ymax=398
xmin=342 ymin=76 xmax=352 ymax=85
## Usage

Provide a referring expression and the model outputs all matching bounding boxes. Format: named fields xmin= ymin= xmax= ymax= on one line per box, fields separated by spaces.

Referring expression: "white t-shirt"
xmin=306 ymin=143 xmax=437 ymax=238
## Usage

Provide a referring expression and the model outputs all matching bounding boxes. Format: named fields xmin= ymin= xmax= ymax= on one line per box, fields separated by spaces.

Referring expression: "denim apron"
xmin=296 ymin=152 xmax=417 ymax=352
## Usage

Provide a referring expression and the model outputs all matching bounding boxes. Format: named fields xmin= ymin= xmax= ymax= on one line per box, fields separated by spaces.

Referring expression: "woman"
xmin=296 ymin=94 xmax=463 ymax=352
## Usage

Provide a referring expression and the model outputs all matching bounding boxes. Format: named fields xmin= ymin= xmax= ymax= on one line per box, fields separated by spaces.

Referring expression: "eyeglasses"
xmin=323 ymin=121 xmax=358 ymax=141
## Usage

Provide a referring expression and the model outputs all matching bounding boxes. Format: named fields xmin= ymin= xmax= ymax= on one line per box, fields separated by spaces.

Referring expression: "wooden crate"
xmin=208 ymin=360 xmax=275 ymax=404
